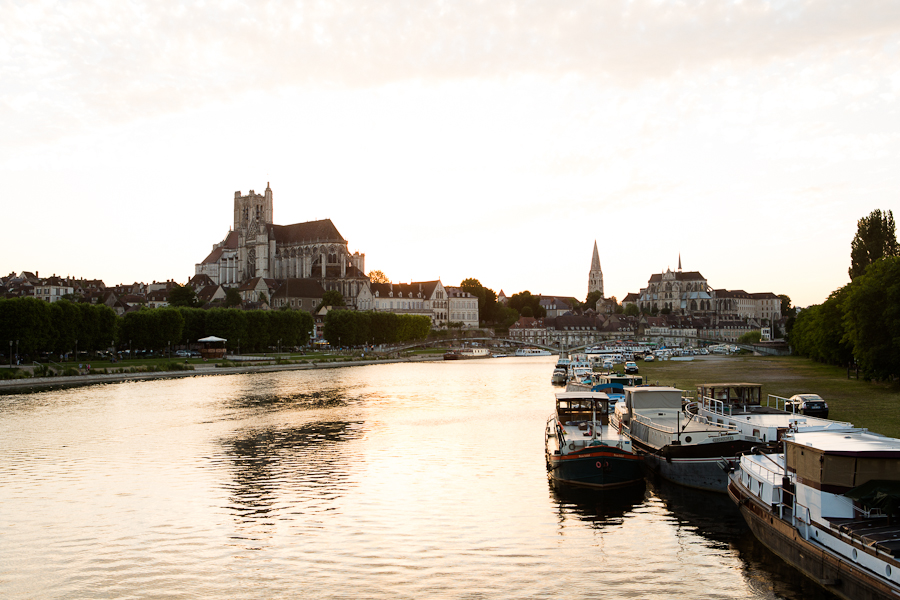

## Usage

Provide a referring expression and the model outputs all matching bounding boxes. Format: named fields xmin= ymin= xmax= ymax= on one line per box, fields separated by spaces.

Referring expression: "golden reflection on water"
xmin=0 ymin=358 xmax=832 ymax=599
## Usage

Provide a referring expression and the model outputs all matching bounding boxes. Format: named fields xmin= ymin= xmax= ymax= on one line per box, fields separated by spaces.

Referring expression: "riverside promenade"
xmin=0 ymin=354 xmax=444 ymax=394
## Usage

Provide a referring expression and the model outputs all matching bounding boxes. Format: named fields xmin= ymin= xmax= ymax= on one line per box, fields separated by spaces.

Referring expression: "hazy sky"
xmin=3 ymin=0 xmax=899 ymax=307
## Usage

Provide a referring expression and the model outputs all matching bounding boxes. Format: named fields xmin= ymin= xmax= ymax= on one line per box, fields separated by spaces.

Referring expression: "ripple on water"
xmin=0 ymin=360 xmax=832 ymax=599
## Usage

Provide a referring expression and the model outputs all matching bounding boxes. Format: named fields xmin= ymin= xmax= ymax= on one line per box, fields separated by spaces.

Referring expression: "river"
xmin=0 ymin=356 xmax=834 ymax=599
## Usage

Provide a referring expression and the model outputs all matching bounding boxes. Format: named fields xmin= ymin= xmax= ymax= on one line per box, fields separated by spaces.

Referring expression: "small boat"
xmin=516 ymin=347 xmax=552 ymax=356
xmin=458 ymin=347 xmax=491 ymax=358
xmin=728 ymin=429 xmax=900 ymax=599
xmin=545 ymin=391 xmax=643 ymax=489
xmin=443 ymin=350 xmax=462 ymax=360
xmin=550 ymin=368 xmax=568 ymax=386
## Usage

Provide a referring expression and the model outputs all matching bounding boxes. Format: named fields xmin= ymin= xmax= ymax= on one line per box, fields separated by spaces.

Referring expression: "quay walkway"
xmin=0 ymin=354 xmax=443 ymax=394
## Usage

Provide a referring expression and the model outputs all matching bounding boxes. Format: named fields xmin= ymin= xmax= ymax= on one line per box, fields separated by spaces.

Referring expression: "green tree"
xmin=508 ymin=291 xmax=546 ymax=318
xmin=623 ymin=304 xmax=640 ymax=317
xmin=205 ymin=308 xmax=248 ymax=351
xmin=849 ymin=209 xmax=899 ymax=280
xmin=244 ymin=310 xmax=270 ymax=352
xmin=0 ymin=297 xmax=52 ymax=358
xmin=584 ymin=291 xmax=603 ymax=311
xmin=224 ymin=288 xmax=242 ymax=308
xmin=177 ymin=307 xmax=207 ymax=347
xmin=49 ymin=300 xmax=79 ymax=355
xmin=316 ymin=290 xmax=345 ymax=312
xmin=778 ymin=294 xmax=794 ymax=317
xmin=168 ymin=284 xmax=199 ymax=308
xmin=737 ymin=330 xmax=762 ymax=344
xmin=843 ymin=257 xmax=900 ymax=379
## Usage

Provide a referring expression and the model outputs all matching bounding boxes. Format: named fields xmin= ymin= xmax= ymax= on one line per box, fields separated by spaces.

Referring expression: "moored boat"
xmin=692 ymin=383 xmax=855 ymax=446
xmin=551 ymin=368 xmax=568 ymax=386
xmin=545 ymin=391 xmax=642 ymax=489
xmin=516 ymin=347 xmax=552 ymax=356
xmin=728 ymin=429 xmax=900 ymax=599
xmin=612 ymin=386 xmax=760 ymax=492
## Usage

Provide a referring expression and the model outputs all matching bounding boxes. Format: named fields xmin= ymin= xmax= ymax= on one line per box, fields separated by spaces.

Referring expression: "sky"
xmin=3 ymin=0 xmax=900 ymax=308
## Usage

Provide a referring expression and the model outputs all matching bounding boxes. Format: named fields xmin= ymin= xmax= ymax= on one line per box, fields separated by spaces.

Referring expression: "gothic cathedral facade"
xmin=195 ymin=184 xmax=369 ymax=306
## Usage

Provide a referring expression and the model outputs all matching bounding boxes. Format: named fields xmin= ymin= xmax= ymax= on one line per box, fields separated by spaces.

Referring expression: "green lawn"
xmin=633 ymin=355 xmax=900 ymax=438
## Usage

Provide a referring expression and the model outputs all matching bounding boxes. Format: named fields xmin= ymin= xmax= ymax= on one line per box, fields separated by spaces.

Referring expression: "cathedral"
xmin=195 ymin=184 xmax=369 ymax=305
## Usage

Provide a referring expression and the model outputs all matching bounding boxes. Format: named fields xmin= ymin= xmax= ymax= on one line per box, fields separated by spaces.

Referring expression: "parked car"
xmin=643 ymin=354 xmax=655 ymax=362
xmin=175 ymin=350 xmax=189 ymax=357
xmin=624 ymin=361 xmax=639 ymax=374
xmin=785 ymin=394 xmax=829 ymax=418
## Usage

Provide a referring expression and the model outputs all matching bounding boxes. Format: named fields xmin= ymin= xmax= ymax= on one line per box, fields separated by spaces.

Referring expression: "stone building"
xmin=370 ymin=281 xmax=449 ymax=325
xmin=195 ymin=183 xmax=369 ymax=308
xmin=445 ymin=286 xmax=480 ymax=328
xmin=636 ymin=256 xmax=714 ymax=314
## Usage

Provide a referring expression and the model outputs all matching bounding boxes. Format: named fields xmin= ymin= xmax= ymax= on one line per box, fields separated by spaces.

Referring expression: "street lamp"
xmin=8 ymin=340 xmax=11 ymax=368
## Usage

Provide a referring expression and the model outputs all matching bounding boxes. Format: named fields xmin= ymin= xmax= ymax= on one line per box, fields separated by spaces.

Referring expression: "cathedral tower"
xmin=588 ymin=240 xmax=604 ymax=297
xmin=233 ymin=182 xmax=274 ymax=232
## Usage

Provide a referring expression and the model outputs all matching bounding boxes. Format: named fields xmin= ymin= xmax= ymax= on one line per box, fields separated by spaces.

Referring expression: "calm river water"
xmin=0 ymin=357 xmax=835 ymax=599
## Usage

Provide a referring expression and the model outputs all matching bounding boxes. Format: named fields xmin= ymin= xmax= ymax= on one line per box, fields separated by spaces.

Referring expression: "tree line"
xmin=790 ymin=209 xmax=900 ymax=380
xmin=0 ymin=298 xmax=314 ymax=359
xmin=322 ymin=311 xmax=431 ymax=347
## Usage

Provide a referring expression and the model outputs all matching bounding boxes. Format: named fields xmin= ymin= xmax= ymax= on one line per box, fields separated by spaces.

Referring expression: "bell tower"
xmin=588 ymin=240 xmax=604 ymax=297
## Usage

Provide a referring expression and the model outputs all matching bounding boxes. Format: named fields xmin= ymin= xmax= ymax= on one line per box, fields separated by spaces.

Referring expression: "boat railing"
xmin=767 ymin=394 xmax=794 ymax=412
xmin=632 ymin=413 xmax=676 ymax=434
xmin=701 ymin=396 xmax=731 ymax=416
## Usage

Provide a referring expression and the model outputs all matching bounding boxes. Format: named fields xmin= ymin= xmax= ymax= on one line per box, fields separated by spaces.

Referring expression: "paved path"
xmin=0 ymin=355 xmax=443 ymax=394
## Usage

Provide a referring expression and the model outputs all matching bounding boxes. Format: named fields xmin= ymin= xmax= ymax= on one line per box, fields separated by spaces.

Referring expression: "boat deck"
xmin=828 ymin=517 xmax=900 ymax=557
xmin=635 ymin=410 xmax=734 ymax=434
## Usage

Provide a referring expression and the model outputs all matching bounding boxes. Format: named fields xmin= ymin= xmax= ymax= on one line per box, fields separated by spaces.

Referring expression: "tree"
xmin=168 ymin=284 xmax=199 ymax=308
xmin=508 ymin=291 xmax=546 ymax=318
xmin=623 ymin=304 xmax=640 ymax=317
xmin=737 ymin=330 xmax=762 ymax=344
xmin=849 ymin=209 xmax=899 ymax=280
xmin=778 ymin=294 xmax=794 ymax=317
xmin=368 ymin=270 xmax=390 ymax=284
xmin=224 ymin=288 xmax=242 ymax=308
xmin=843 ymin=257 xmax=900 ymax=379
xmin=460 ymin=278 xmax=503 ymax=325
xmin=316 ymin=290 xmax=345 ymax=312
xmin=584 ymin=290 xmax=603 ymax=310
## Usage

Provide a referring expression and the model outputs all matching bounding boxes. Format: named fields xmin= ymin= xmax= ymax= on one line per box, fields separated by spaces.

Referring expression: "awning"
xmin=198 ymin=336 xmax=227 ymax=343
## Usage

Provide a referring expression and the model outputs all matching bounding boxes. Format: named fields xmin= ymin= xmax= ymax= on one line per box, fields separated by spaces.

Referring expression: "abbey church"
xmin=195 ymin=184 xmax=369 ymax=305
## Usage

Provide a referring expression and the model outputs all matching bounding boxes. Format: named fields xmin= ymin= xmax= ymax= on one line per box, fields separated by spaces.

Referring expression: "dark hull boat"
xmin=545 ymin=391 xmax=642 ymax=489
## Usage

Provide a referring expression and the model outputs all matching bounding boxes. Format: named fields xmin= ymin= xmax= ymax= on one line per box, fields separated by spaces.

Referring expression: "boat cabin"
xmin=555 ymin=392 xmax=610 ymax=426
xmin=697 ymin=383 xmax=762 ymax=407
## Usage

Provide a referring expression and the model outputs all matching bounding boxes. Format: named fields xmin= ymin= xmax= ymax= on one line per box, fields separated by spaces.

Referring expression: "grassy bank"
xmin=634 ymin=355 xmax=900 ymax=438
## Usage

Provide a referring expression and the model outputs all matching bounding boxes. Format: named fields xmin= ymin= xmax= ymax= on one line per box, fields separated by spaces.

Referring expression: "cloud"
xmin=4 ymin=0 xmax=900 ymax=147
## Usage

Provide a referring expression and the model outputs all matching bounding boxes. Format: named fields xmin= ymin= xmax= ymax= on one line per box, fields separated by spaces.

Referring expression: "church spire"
xmin=588 ymin=240 xmax=604 ymax=298
xmin=678 ymin=253 xmax=682 ymax=272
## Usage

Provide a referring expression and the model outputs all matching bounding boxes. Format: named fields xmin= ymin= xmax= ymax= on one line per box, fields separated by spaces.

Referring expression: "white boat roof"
xmin=626 ymin=386 xmax=684 ymax=410
xmin=555 ymin=391 xmax=610 ymax=401
xmin=728 ymin=413 xmax=854 ymax=431
xmin=789 ymin=429 xmax=900 ymax=453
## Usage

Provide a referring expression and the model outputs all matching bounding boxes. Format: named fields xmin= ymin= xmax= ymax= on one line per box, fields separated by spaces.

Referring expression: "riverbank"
xmin=0 ymin=354 xmax=444 ymax=394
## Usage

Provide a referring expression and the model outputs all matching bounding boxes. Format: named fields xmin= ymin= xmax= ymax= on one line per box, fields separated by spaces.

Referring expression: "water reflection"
xmin=549 ymin=480 xmax=648 ymax=528
xmin=647 ymin=473 xmax=836 ymax=600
